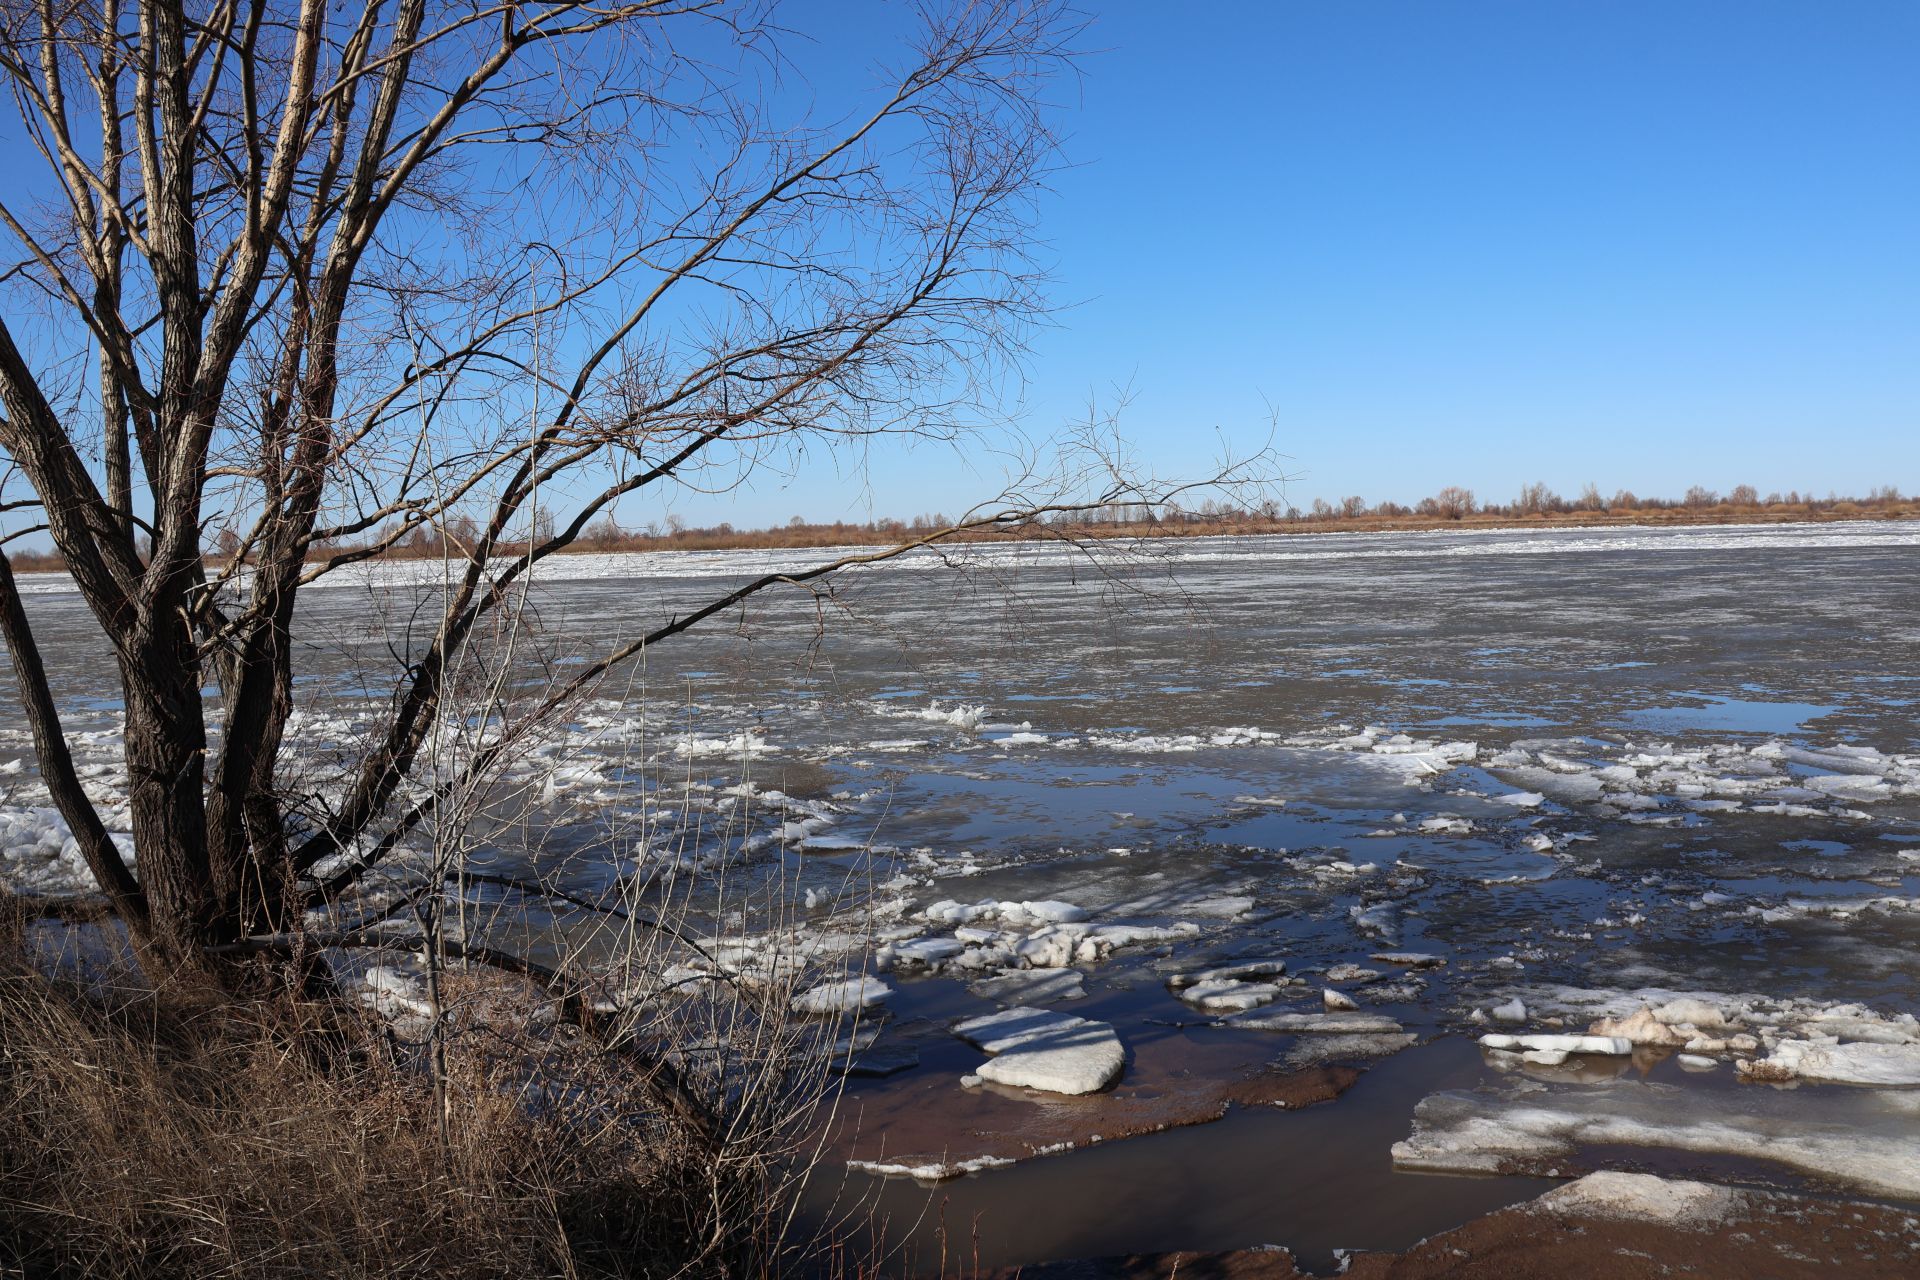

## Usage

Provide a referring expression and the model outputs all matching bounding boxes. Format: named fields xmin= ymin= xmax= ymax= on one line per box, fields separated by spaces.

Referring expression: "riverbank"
xmin=5 ymin=501 xmax=1917 ymax=576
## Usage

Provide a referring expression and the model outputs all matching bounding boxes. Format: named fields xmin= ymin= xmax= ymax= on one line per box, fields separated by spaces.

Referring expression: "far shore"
xmin=8 ymin=500 xmax=1917 ymax=577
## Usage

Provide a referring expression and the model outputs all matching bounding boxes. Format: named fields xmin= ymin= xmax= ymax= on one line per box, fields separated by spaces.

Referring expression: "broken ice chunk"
xmin=952 ymin=1006 xmax=1125 ymax=1096
xmin=1480 ymin=1032 xmax=1633 ymax=1056
xmin=791 ymin=976 xmax=893 ymax=1016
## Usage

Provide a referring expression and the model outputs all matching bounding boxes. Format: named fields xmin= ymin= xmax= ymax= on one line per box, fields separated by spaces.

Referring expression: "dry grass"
xmin=0 ymin=919 xmax=802 ymax=1280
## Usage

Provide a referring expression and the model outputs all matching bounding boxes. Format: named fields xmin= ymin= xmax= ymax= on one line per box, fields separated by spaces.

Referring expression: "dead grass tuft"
xmin=0 ymin=916 xmax=797 ymax=1279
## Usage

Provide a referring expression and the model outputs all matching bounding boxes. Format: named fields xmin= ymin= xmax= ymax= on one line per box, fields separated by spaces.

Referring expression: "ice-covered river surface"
xmin=7 ymin=520 xmax=1920 ymax=1272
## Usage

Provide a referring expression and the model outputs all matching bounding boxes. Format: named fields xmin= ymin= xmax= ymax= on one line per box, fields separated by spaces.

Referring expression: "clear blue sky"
xmin=764 ymin=0 xmax=1920 ymax=524
xmin=5 ymin=3 xmax=1915 ymax=531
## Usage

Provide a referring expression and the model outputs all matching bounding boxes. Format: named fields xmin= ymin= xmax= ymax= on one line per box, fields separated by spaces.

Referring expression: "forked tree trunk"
xmin=0 ymin=0 xmax=1084 ymax=995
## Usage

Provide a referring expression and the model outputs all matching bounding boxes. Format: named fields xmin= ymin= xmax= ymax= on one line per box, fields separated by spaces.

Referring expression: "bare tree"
xmin=1428 ymin=486 xmax=1476 ymax=520
xmin=0 ymin=0 xmax=1221 ymax=991
xmin=1514 ymin=480 xmax=1558 ymax=516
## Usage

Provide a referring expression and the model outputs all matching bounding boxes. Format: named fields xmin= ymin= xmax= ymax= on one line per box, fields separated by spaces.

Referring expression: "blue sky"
xmin=773 ymin=0 xmax=1920 ymax=524
xmin=4 ymin=3 xmax=1914 ymax=533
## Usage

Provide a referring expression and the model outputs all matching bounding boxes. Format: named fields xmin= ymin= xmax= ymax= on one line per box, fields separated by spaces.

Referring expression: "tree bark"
xmin=118 ymin=594 xmax=224 ymax=970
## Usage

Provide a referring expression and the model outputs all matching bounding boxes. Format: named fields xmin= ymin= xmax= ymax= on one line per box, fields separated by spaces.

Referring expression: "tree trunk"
xmin=118 ymin=610 xmax=226 ymax=975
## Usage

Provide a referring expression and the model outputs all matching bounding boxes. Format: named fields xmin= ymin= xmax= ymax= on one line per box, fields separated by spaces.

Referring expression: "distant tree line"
xmin=1225 ymin=481 xmax=1911 ymax=525
xmin=4 ymin=483 xmax=1912 ymax=574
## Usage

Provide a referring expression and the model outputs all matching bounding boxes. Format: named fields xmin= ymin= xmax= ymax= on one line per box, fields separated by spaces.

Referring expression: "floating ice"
xmin=969 ymin=968 xmax=1086 ymax=1005
xmin=0 ymin=804 xmax=136 ymax=895
xmin=952 ymin=1006 xmax=1125 ymax=1095
xmin=1484 ymin=735 xmax=1920 ymax=825
xmin=1740 ymin=1040 xmax=1920 ymax=1087
xmin=1393 ymin=1084 xmax=1920 ymax=1197
xmin=1282 ymin=1032 xmax=1419 ymax=1069
xmin=669 ymin=731 xmax=772 ymax=759
xmin=1011 ymin=921 xmax=1200 ymax=969
xmin=1650 ymin=998 xmax=1731 ymax=1029
xmin=1140 ymin=893 xmax=1255 ymax=919
xmin=921 ymin=898 xmax=1089 ymax=926
xmin=1325 ymin=964 xmax=1380 ymax=983
xmin=1491 ymin=983 xmax=1920 ymax=1056
xmin=1084 ymin=726 xmax=1286 ymax=754
xmin=1348 ymin=902 xmax=1399 ymax=940
xmin=1372 ymin=952 xmax=1446 ymax=969
xmin=1488 ymin=998 xmax=1527 ymax=1024
xmin=1167 ymin=958 xmax=1288 ymax=988
xmin=791 ymin=976 xmax=893 ymax=1016
xmin=847 ymin=1153 xmax=1015 ymax=1181
xmin=1179 ymin=979 xmax=1283 ymax=1013
xmin=992 ymin=731 xmax=1050 ymax=747
xmin=902 ymin=702 xmax=988 ymax=731
xmin=1479 ymin=1033 xmax=1633 ymax=1056
xmin=1587 ymin=1007 xmax=1691 ymax=1047
xmin=1229 ymin=1010 xmax=1404 ymax=1034
xmin=874 ymin=937 xmax=966 ymax=971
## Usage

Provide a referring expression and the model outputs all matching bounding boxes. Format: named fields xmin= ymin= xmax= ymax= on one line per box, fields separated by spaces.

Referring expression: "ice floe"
xmin=1393 ymin=1083 xmax=1920 ymax=1197
xmin=1740 ymin=1039 xmax=1920 ymax=1087
xmin=1488 ymin=998 xmax=1527 ymax=1024
xmin=1281 ymin=1031 xmax=1419 ymax=1069
xmin=0 ymin=804 xmax=136 ymax=895
xmin=1479 ymin=1033 xmax=1633 ymax=1056
xmin=1484 ymin=736 xmax=1920 ymax=825
xmin=1165 ymin=957 xmax=1296 ymax=1012
xmin=1166 ymin=958 xmax=1289 ymax=988
xmin=921 ymin=898 xmax=1089 ymax=926
xmin=969 ymin=968 xmax=1086 ymax=1005
xmin=791 ymin=976 xmax=893 ymax=1016
xmin=1010 ymin=921 xmax=1200 ymax=970
xmin=952 ymin=1006 xmax=1125 ymax=1095
xmin=891 ymin=701 xmax=988 ymax=731
xmin=1372 ymin=952 xmax=1446 ymax=969
xmin=1228 ymin=1009 xmax=1404 ymax=1034
xmin=846 ymin=1153 xmax=1015 ymax=1181
xmin=669 ymin=731 xmax=773 ymax=759
xmin=1479 ymin=984 xmax=1918 ymax=1072
xmin=874 ymin=937 xmax=968 ymax=972
xmin=1178 ymin=979 xmax=1285 ymax=1013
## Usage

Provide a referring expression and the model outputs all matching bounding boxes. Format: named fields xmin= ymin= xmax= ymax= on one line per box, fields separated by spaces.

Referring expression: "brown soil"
xmin=838 ymin=1026 xmax=1367 ymax=1177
